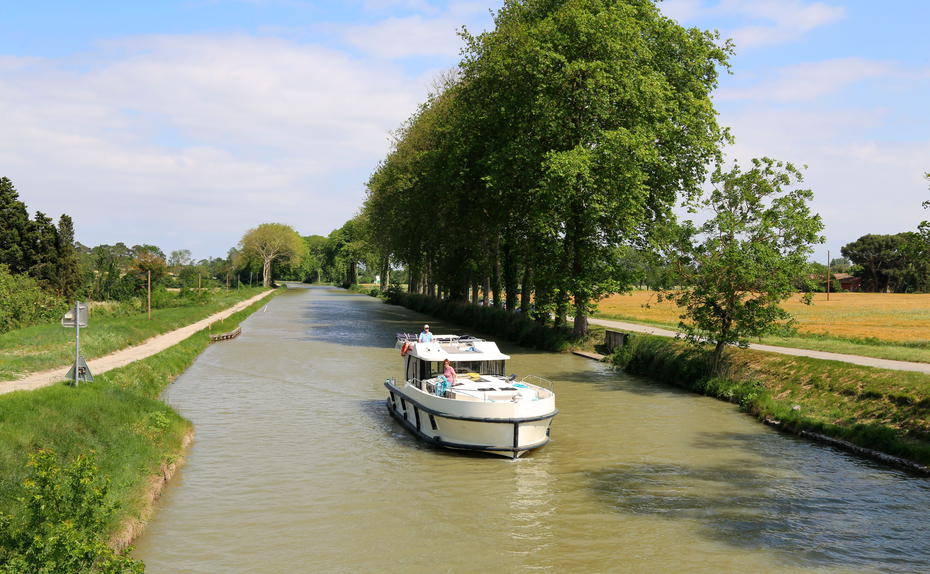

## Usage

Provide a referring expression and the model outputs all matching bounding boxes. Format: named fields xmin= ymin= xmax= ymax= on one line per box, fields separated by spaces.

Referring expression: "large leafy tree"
xmin=460 ymin=0 xmax=731 ymax=336
xmin=238 ymin=223 xmax=305 ymax=287
xmin=364 ymin=0 xmax=732 ymax=335
xmin=130 ymin=244 xmax=168 ymax=289
xmin=841 ymin=233 xmax=914 ymax=293
xmin=666 ymin=158 xmax=824 ymax=372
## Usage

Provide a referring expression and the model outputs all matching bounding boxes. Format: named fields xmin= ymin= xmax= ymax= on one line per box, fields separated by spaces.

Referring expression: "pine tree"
xmin=0 ymin=177 xmax=35 ymax=273
xmin=55 ymin=214 xmax=82 ymax=300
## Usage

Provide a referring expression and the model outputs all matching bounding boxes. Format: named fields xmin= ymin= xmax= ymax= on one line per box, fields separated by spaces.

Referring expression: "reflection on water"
xmin=136 ymin=286 xmax=930 ymax=573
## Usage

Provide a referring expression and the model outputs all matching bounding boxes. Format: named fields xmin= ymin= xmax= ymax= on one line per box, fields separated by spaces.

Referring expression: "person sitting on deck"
xmin=443 ymin=358 xmax=459 ymax=386
xmin=418 ymin=324 xmax=433 ymax=342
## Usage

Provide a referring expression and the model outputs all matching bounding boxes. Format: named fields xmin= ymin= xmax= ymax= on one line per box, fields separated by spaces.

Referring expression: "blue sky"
xmin=1 ymin=1 xmax=928 ymax=262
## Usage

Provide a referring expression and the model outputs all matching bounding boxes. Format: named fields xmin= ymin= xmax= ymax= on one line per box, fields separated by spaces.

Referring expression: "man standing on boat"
xmin=418 ymin=324 xmax=433 ymax=342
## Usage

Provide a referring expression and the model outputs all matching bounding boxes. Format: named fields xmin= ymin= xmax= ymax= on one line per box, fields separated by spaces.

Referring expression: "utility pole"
xmin=147 ymin=270 xmax=152 ymax=319
xmin=826 ymin=250 xmax=831 ymax=302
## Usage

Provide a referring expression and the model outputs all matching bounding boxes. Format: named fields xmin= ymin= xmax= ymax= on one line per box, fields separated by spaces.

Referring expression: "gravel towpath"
xmin=588 ymin=317 xmax=930 ymax=374
xmin=1 ymin=289 xmax=275 ymax=396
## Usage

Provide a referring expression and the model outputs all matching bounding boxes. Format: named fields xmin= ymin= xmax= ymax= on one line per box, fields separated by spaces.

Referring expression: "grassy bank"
xmin=0 ymin=289 xmax=279 ymax=563
xmin=605 ymin=333 xmax=930 ymax=470
xmin=0 ymin=287 xmax=268 ymax=381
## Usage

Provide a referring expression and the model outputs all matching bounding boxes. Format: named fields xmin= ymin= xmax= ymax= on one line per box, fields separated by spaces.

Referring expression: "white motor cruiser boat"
xmin=384 ymin=333 xmax=557 ymax=458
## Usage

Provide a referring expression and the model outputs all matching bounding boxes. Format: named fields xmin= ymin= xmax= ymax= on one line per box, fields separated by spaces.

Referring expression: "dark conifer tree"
xmin=55 ymin=214 xmax=82 ymax=300
xmin=0 ymin=177 xmax=35 ymax=273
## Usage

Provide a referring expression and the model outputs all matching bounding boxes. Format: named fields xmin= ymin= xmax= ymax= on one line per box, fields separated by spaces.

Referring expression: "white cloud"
xmin=362 ymin=0 xmax=437 ymax=12
xmin=718 ymin=58 xmax=894 ymax=102
xmin=663 ymin=0 xmax=845 ymax=47
xmin=339 ymin=2 xmax=491 ymax=59
xmin=342 ymin=14 xmax=465 ymax=58
xmin=659 ymin=0 xmax=703 ymax=22
xmin=0 ymin=35 xmax=430 ymax=258
xmin=722 ymin=0 xmax=846 ymax=47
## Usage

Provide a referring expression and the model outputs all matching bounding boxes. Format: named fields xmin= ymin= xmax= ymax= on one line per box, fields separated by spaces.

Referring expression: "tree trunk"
xmin=572 ymin=305 xmax=587 ymax=338
xmin=262 ymin=257 xmax=272 ymax=287
xmin=710 ymin=339 xmax=727 ymax=375
xmin=554 ymin=291 xmax=568 ymax=327
xmin=471 ymin=278 xmax=479 ymax=305
xmin=347 ymin=261 xmax=357 ymax=286
xmin=379 ymin=256 xmax=390 ymax=291
xmin=503 ymin=241 xmax=518 ymax=312
xmin=482 ymin=276 xmax=490 ymax=306
xmin=491 ymin=237 xmax=502 ymax=308
xmin=520 ymin=264 xmax=533 ymax=313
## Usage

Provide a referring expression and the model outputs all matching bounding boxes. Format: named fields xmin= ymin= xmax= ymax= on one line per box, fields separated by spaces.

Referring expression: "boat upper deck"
xmin=396 ymin=333 xmax=510 ymax=362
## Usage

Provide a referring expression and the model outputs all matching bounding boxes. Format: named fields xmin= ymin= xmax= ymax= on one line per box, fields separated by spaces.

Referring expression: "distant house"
xmin=832 ymin=273 xmax=861 ymax=292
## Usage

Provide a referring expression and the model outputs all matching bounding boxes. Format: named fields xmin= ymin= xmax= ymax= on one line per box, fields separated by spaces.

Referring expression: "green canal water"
xmin=134 ymin=286 xmax=930 ymax=573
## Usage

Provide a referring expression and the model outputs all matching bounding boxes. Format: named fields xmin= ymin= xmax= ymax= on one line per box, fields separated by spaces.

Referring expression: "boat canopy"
xmin=397 ymin=334 xmax=510 ymax=362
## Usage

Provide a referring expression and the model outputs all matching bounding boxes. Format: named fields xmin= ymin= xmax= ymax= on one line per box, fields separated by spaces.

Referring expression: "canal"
xmin=134 ymin=286 xmax=930 ymax=573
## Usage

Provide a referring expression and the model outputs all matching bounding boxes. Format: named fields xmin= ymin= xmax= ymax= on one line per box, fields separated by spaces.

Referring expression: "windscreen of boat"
xmin=451 ymin=360 xmax=505 ymax=376
xmin=419 ymin=359 xmax=507 ymax=378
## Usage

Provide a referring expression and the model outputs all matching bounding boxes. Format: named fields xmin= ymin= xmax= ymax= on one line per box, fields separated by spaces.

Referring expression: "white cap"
xmin=424 ymin=324 xmax=429 ymax=328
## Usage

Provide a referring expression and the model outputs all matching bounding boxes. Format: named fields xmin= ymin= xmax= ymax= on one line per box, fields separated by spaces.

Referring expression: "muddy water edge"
xmin=133 ymin=286 xmax=930 ymax=573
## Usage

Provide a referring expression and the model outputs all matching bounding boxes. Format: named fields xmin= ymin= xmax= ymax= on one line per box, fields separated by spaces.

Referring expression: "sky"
xmin=1 ymin=1 xmax=928 ymax=262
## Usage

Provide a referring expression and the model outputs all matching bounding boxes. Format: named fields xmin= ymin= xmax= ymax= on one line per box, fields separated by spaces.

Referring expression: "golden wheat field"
xmin=596 ymin=291 xmax=930 ymax=343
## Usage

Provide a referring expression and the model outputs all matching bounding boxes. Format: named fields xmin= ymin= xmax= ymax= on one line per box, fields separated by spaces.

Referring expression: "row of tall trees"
xmin=0 ymin=177 xmax=81 ymax=300
xmin=363 ymin=0 xmax=731 ymax=336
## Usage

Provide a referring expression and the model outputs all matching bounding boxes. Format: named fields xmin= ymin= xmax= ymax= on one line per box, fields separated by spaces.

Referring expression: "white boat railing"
xmin=517 ymin=374 xmax=554 ymax=392
xmin=395 ymin=333 xmax=486 ymax=345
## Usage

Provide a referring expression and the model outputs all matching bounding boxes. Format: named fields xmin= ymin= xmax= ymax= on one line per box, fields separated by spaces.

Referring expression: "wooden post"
xmin=826 ymin=250 xmax=831 ymax=301
xmin=147 ymin=270 xmax=152 ymax=320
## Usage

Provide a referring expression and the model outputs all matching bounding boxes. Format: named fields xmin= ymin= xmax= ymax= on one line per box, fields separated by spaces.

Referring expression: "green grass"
xmin=591 ymin=311 xmax=930 ymax=364
xmin=0 ymin=287 xmax=268 ymax=381
xmin=603 ymin=334 xmax=930 ymax=468
xmin=0 ymin=290 xmax=278 ymax=537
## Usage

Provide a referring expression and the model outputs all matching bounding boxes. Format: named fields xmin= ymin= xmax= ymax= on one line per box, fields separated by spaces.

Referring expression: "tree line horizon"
xmin=3 ymin=1 xmax=929 ymax=357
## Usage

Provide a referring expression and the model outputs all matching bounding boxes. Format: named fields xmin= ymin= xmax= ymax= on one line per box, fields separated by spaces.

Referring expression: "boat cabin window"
xmin=450 ymin=360 xmax=505 ymax=376
xmin=407 ymin=357 xmax=506 ymax=379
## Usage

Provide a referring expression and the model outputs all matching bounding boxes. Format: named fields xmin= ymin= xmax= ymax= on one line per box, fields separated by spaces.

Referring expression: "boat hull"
xmin=384 ymin=379 xmax=557 ymax=459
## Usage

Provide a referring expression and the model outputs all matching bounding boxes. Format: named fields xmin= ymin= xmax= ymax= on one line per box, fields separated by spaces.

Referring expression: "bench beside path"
xmin=587 ymin=317 xmax=930 ymax=375
xmin=1 ymin=289 xmax=275 ymax=396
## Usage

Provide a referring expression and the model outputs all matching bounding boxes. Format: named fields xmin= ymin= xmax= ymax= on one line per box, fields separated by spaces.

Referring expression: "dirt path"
xmin=588 ymin=317 xmax=930 ymax=374
xmin=1 ymin=290 xmax=276 ymax=396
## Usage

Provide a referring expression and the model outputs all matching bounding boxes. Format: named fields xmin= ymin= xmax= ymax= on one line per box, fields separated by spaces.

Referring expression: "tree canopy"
xmin=238 ymin=223 xmax=305 ymax=287
xmin=666 ymin=157 xmax=824 ymax=371
xmin=0 ymin=177 xmax=82 ymax=300
xmin=363 ymin=0 xmax=731 ymax=335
